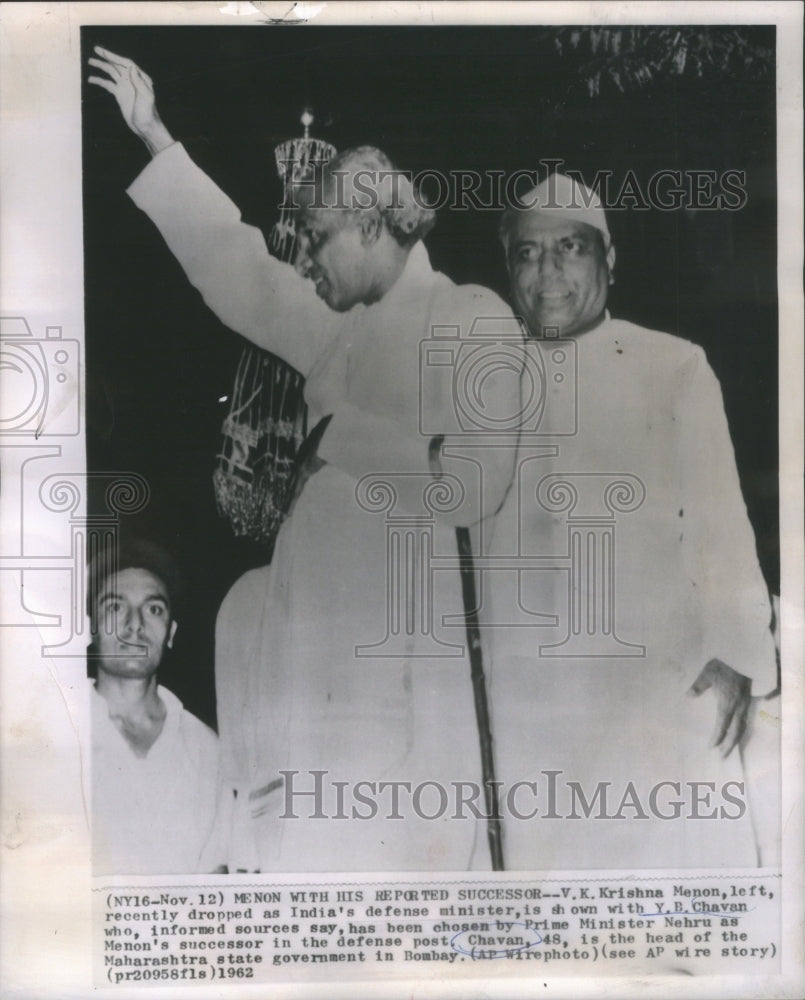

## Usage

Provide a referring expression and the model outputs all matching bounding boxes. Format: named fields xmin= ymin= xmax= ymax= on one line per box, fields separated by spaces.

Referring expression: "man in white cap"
xmin=502 ymin=171 xmax=616 ymax=340
xmin=484 ymin=172 xmax=778 ymax=869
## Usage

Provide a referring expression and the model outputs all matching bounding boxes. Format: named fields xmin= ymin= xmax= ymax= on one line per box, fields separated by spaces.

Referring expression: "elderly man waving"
xmin=89 ymin=48 xmax=522 ymax=872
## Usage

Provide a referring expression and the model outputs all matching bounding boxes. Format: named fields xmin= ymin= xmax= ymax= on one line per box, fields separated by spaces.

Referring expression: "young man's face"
xmin=507 ymin=214 xmax=615 ymax=338
xmin=93 ymin=567 xmax=177 ymax=678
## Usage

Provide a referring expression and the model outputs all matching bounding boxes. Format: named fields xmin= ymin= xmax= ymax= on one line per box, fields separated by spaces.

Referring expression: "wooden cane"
xmin=456 ymin=525 xmax=505 ymax=871
xmin=429 ymin=436 xmax=504 ymax=870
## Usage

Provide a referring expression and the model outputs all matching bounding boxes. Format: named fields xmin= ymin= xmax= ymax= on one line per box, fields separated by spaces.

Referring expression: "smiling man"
xmin=89 ymin=540 xmax=227 ymax=875
xmin=292 ymin=146 xmax=425 ymax=313
xmin=485 ymin=172 xmax=778 ymax=869
xmin=504 ymin=206 xmax=615 ymax=338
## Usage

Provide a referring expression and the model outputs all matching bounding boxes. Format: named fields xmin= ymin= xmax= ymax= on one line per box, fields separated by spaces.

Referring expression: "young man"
xmin=89 ymin=540 xmax=227 ymax=875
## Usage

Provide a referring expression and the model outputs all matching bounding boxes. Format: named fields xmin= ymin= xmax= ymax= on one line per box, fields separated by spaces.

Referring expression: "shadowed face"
xmin=506 ymin=214 xmax=615 ymax=338
xmin=93 ymin=567 xmax=177 ymax=678
xmin=295 ymin=204 xmax=376 ymax=313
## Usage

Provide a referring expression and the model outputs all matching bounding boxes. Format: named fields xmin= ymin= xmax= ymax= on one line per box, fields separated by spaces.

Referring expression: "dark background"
xmin=81 ymin=25 xmax=778 ymax=729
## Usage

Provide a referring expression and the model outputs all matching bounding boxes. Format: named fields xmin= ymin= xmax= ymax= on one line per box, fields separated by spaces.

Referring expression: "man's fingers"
xmin=93 ymin=46 xmax=135 ymax=68
xmin=689 ymin=658 xmax=752 ymax=755
xmin=87 ymin=76 xmax=117 ymax=95
xmin=136 ymin=67 xmax=154 ymax=88
xmin=88 ymin=57 xmax=123 ymax=80
xmin=687 ymin=663 xmax=715 ymax=697
xmin=709 ymin=699 xmax=731 ymax=749
xmin=719 ymin=696 xmax=750 ymax=758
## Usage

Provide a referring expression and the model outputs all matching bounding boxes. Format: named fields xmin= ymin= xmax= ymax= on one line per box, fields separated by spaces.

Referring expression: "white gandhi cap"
xmin=513 ymin=171 xmax=610 ymax=245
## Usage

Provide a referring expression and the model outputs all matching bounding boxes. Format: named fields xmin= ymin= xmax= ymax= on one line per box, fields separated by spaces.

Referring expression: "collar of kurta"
xmin=362 ymin=240 xmax=435 ymax=315
xmin=569 ymin=309 xmax=614 ymax=343
xmin=590 ymin=308 xmax=613 ymax=332
xmin=90 ymin=679 xmax=184 ymax=756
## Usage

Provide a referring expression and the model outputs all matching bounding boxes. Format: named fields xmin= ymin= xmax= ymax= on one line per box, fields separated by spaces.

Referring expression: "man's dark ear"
xmin=357 ymin=209 xmax=382 ymax=245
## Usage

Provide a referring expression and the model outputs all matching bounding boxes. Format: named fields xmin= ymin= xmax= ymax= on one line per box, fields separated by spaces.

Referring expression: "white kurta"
xmin=91 ymin=682 xmax=225 ymax=875
xmin=484 ymin=318 xmax=777 ymax=869
xmin=128 ymin=144 xmax=521 ymax=871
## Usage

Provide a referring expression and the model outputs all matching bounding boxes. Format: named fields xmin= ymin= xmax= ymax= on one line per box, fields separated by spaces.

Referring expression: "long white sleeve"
xmin=127 ymin=143 xmax=334 ymax=377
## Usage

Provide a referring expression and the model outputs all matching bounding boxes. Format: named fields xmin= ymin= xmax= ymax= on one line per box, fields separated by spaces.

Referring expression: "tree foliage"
xmin=550 ymin=27 xmax=774 ymax=97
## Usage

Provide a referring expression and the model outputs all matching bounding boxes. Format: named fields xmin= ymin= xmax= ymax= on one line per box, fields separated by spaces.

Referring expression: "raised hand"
xmin=88 ymin=46 xmax=174 ymax=156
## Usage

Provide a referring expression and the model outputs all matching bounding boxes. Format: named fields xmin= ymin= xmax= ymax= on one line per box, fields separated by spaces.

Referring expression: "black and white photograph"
xmin=81 ymin=18 xmax=781 ymax=875
xmin=1 ymin=3 xmax=803 ymax=998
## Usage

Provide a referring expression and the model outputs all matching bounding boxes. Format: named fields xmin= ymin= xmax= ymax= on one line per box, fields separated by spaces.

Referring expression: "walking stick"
xmin=455 ymin=525 xmax=505 ymax=871
xmin=429 ymin=435 xmax=504 ymax=870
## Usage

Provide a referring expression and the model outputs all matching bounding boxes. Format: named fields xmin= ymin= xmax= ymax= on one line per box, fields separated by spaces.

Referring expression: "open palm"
xmin=88 ymin=46 xmax=172 ymax=155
